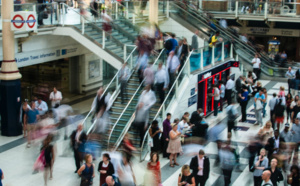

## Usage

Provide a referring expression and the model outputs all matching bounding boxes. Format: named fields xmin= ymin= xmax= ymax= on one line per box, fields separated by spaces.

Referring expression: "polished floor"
xmin=0 ymin=80 xmax=298 ymax=186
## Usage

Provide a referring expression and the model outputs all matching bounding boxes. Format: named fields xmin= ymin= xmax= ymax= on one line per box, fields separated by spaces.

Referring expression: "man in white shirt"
xmin=225 ymin=76 xmax=234 ymax=105
xmin=285 ymin=67 xmax=295 ymax=93
xmin=212 ymin=84 xmax=220 ymax=117
xmin=119 ymin=62 xmax=130 ymax=104
xmin=252 ymin=54 xmax=261 ymax=80
xmin=143 ymin=63 xmax=155 ymax=87
xmin=49 ymin=87 xmax=63 ymax=108
xmin=155 ymin=62 xmax=169 ymax=104
xmin=190 ymin=150 xmax=210 ymax=186
xmin=269 ymin=93 xmax=278 ymax=128
xmin=35 ymin=97 xmax=48 ymax=115
xmin=167 ymin=51 xmax=180 ymax=87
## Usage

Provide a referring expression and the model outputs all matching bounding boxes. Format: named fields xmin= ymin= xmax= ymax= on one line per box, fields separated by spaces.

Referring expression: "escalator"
xmin=167 ymin=1 xmax=288 ymax=77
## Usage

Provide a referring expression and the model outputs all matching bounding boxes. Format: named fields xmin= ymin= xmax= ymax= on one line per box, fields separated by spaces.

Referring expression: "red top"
xmin=147 ymin=161 xmax=161 ymax=185
xmin=100 ymin=164 xmax=109 ymax=186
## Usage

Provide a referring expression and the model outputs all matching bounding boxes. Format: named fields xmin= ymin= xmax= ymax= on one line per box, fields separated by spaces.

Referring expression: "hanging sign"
xmin=11 ymin=11 xmax=37 ymax=31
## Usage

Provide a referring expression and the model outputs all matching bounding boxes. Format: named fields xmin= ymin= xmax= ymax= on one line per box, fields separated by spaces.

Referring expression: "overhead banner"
xmin=11 ymin=11 xmax=37 ymax=31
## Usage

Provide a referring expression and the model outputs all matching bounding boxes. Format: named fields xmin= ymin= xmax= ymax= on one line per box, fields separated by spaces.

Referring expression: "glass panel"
xmin=203 ymin=46 xmax=211 ymax=67
xmin=214 ymin=42 xmax=222 ymax=63
xmin=36 ymin=3 xmax=59 ymax=26
xmin=190 ymin=51 xmax=201 ymax=72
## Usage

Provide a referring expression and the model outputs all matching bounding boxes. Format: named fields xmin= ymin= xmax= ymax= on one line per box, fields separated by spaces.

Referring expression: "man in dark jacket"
xmin=264 ymin=158 xmax=284 ymax=186
xmin=70 ymin=124 xmax=87 ymax=173
xmin=189 ymin=150 xmax=210 ymax=186
xmin=265 ymin=129 xmax=285 ymax=162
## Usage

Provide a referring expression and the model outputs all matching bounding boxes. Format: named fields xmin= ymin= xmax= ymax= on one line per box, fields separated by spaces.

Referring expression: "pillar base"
xmin=0 ymin=79 xmax=22 ymax=136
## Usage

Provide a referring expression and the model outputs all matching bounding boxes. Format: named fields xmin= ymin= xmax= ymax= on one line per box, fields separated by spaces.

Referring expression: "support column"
xmin=297 ymin=0 xmax=300 ymax=15
xmin=149 ymin=0 xmax=158 ymax=24
xmin=0 ymin=0 xmax=22 ymax=136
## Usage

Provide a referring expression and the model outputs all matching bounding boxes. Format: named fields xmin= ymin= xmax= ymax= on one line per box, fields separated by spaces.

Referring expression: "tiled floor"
xmin=0 ymin=80 xmax=298 ymax=186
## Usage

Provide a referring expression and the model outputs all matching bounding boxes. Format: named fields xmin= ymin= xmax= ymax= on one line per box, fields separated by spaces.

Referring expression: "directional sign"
xmin=11 ymin=11 xmax=37 ymax=31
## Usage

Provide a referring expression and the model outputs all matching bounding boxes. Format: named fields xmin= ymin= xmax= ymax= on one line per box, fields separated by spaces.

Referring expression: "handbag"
xmin=148 ymin=137 xmax=153 ymax=147
xmin=43 ymin=11 xmax=49 ymax=19
xmin=256 ymin=99 xmax=262 ymax=110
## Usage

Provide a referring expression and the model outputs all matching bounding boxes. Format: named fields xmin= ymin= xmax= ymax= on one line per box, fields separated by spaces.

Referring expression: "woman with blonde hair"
xmin=258 ymin=121 xmax=274 ymax=145
xmin=178 ymin=165 xmax=195 ymax=186
xmin=167 ymin=123 xmax=182 ymax=167
xmin=78 ymin=154 xmax=95 ymax=186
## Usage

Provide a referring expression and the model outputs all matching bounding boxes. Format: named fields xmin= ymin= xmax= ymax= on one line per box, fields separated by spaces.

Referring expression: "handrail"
xmin=108 ymin=48 xmax=166 ymax=150
xmin=177 ymin=1 xmax=275 ymax=66
xmin=139 ymin=50 xmax=194 ymax=161
xmin=82 ymin=46 xmax=138 ymax=133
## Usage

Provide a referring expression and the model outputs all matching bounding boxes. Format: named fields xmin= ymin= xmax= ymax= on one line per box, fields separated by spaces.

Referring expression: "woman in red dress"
xmin=98 ymin=153 xmax=115 ymax=186
xmin=147 ymin=152 xmax=161 ymax=186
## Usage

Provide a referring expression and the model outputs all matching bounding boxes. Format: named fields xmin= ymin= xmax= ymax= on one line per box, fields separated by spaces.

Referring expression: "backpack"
xmin=164 ymin=39 xmax=173 ymax=50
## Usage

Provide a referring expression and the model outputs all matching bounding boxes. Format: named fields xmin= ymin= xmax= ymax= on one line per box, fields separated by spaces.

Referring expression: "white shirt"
xmin=197 ymin=156 xmax=204 ymax=176
xmin=273 ymin=137 xmax=279 ymax=154
xmin=268 ymin=97 xmax=278 ymax=111
xmin=167 ymin=55 xmax=180 ymax=73
xmin=252 ymin=58 xmax=261 ymax=69
xmin=225 ymin=79 xmax=234 ymax=90
xmin=213 ymin=88 xmax=220 ymax=100
xmin=75 ymin=130 xmax=82 ymax=142
xmin=49 ymin=91 xmax=63 ymax=108
xmin=35 ymin=100 xmax=48 ymax=115
xmin=119 ymin=66 xmax=130 ymax=81
xmin=285 ymin=70 xmax=295 ymax=79
xmin=155 ymin=67 xmax=169 ymax=88
xmin=177 ymin=120 xmax=190 ymax=134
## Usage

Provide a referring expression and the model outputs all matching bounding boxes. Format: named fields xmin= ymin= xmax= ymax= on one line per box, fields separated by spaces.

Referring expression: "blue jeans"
xmin=294 ymin=79 xmax=300 ymax=90
xmin=262 ymin=102 xmax=267 ymax=117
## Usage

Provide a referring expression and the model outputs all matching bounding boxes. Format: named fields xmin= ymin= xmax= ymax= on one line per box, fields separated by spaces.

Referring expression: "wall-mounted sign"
xmin=190 ymin=88 xmax=195 ymax=96
xmin=11 ymin=11 xmax=37 ymax=31
xmin=188 ymin=95 xmax=197 ymax=107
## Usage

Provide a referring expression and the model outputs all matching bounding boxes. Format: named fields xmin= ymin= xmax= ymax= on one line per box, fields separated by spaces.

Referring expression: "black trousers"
xmin=156 ymin=83 xmax=165 ymax=104
xmin=163 ymin=139 xmax=170 ymax=158
xmin=225 ymin=89 xmax=232 ymax=105
xmin=195 ymin=175 xmax=207 ymax=186
xmin=227 ymin=120 xmax=235 ymax=133
xmin=134 ymin=122 xmax=146 ymax=147
xmin=253 ymin=68 xmax=261 ymax=80
xmin=74 ymin=149 xmax=83 ymax=171
xmin=222 ymin=169 xmax=233 ymax=186
xmin=120 ymin=80 xmax=127 ymax=103
xmin=220 ymin=97 xmax=224 ymax=111
xmin=270 ymin=110 xmax=275 ymax=129
xmin=240 ymin=101 xmax=247 ymax=122
xmin=254 ymin=176 xmax=262 ymax=186
xmin=214 ymin=100 xmax=219 ymax=116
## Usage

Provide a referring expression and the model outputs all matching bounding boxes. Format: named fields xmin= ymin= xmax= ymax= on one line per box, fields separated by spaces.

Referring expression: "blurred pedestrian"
xmin=98 ymin=153 xmax=115 ymax=186
xmin=167 ymin=123 xmax=182 ymax=167
xmin=225 ymin=76 xmax=234 ymax=105
xmin=265 ymin=130 xmax=285 ymax=164
xmin=287 ymin=165 xmax=300 ymax=186
xmin=21 ymin=100 xmax=31 ymax=137
xmin=147 ymin=152 xmax=161 ymax=186
xmin=291 ymin=99 xmax=300 ymax=123
xmin=262 ymin=88 xmax=268 ymax=118
xmin=286 ymin=93 xmax=293 ymax=122
xmin=70 ymin=124 xmax=87 ymax=173
xmin=252 ymin=54 xmax=261 ymax=80
xmin=273 ymin=99 xmax=285 ymax=130
xmin=165 ymin=33 xmax=178 ymax=55
xmin=102 ymin=176 xmax=121 ymax=186
xmin=285 ymin=67 xmax=295 ymax=93
xmin=219 ymin=146 xmax=236 ymax=186
xmin=162 ymin=113 xmax=172 ymax=158
xmin=119 ymin=62 xmax=130 ymax=104
xmin=261 ymin=170 xmax=273 ymax=186
xmin=149 ymin=120 xmax=161 ymax=154
xmin=291 ymin=117 xmax=300 ymax=163
xmin=254 ymin=89 xmax=265 ymax=126
xmin=269 ymin=93 xmax=278 ymax=128
xmin=211 ymin=84 xmax=220 ymax=117
xmin=191 ymin=30 xmax=199 ymax=51
xmin=239 ymin=85 xmax=249 ymax=122
xmin=0 ymin=168 xmax=3 ymax=186
xmin=35 ymin=97 xmax=48 ymax=115
xmin=258 ymin=121 xmax=274 ymax=145
xmin=42 ymin=134 xmax=55 ymax=186
xmin=280 ymin=123 xmax=292 ymax=142
xmin=226 ymin=102 xmax=238 ymax=134
xmin=253 ymin=148 xmax=269 ymax=186
xmin=189 ymin=149 xmax=210 ymax=186
xmin=134 ymin=84 xmax=156 ymax=147
xmin=264 ymin=158 xmax=283 ymax=186
xmin=49 ymin=87 xmax=63 ymax=108
xmin=25 ymin=101 xmax=40 ymax=148
xmin=178 ymin=165 xmax=195 ymax=186
xmin=219 ymin=80 xmax=225 ymax=111
xmin=78 ymin=154 xmax=95 ymax=186
xmin=143 ymin=63 xmax=154 ymax=87
xmin=122 ymin=133 xmax=136 ymax=161
xmin=92 ymin=87 xmax=112 ymax=134
xmin=166 ymin=51 xmax=180 ymax=87
xmin=179 ymin=37 xmax=189 ymax=72
xmin=118 ymin=154 xmax=136 ymax=185
xmin=155 ymin=62 xmax=168 ymax=104
xmin=102 ymin=13 xmax=112 ymax=40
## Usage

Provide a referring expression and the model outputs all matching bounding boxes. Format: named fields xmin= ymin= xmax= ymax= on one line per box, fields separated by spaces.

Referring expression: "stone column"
xmin=149 ymin=0 xmax=159 ymax=24
xmin=0 ymin=0 xmax=23 ymax=136
xmin=297 ymin=0 xmax=300 ymax=15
